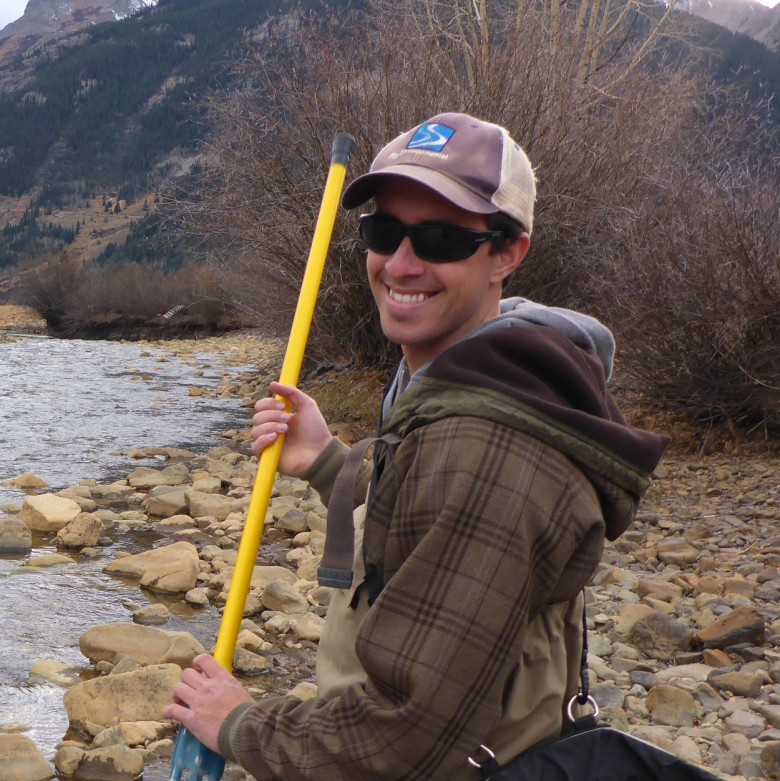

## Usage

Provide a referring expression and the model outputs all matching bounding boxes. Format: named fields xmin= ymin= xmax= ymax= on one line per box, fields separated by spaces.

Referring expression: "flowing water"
xmin=0 ymin=332 xmax=255 ymax=776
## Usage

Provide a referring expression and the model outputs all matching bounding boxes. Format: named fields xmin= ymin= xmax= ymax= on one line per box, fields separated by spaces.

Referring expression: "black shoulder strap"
xmin=317 ymin=433 xmax=401 ymax=589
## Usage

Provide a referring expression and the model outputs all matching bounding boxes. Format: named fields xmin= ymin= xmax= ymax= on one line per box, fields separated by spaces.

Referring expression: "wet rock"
xmin=261 ymin=580 xmax=310 ymax=614
xmin=127 ymin=464 xmax=190 ymax=489
xmin=55 ymin=512 xmax=103 ymax=548
xmin=0 ymin=518 xmax=32 ymax=552
xmin=79 ymin=623 xmax=204 ymax=667
xmin=23 ymin=553 xmax=74 ymax=568
xmin=695 ymin=606 xmax=766 ymax=650
xmin=90 ymin=721 xmax=172 ymax=749
xmin=63 ymin=664 xmax=182 ymax=731
xmin=0 ymin=733 xmax=55 ymax=781
xmin=185 ymin=489 xmax=236 ymax=521
xmin=233 ymin=648 xmax=269 ymax=675
xmin=103 ymin=541 xmax=199 ymax=593
xmin=71 ymin=744 xmax=144 ymax=781
xmin=29 ymin=660 xmax=81 ymax=687
xmin=54 ymin=745 xmax=85 ymax=776
xmin=132 ymin=604 xmax=170 ymax=626
xmin=18 ymin=493 xmax=81 ymax=532
xmin=7 ymin=473 xmax=48 ymax=489
xmin=144 ymin=489 xmax=188 ymax=518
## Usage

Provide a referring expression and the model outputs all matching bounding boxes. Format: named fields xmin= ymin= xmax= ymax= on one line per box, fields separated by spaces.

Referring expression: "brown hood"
xmin=381 ymin=324 xmax=669 ymax=540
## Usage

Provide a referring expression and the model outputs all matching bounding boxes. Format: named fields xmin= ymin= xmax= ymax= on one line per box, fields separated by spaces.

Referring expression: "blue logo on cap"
xmin=407 ymin=123 xmax=455 ymax=152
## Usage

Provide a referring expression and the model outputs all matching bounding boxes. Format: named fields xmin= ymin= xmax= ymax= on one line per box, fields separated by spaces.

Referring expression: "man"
xmin=164 ymin=113 xmax=668 ymax=780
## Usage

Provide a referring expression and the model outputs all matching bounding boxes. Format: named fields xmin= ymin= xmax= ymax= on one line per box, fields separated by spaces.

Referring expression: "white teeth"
xmin=388 ymin=289 xmax=428 ymax=304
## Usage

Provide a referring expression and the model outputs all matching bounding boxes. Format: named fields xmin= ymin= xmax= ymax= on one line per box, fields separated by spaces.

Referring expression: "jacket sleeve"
xmin=220 ymin=416 xmax=605 ymax=780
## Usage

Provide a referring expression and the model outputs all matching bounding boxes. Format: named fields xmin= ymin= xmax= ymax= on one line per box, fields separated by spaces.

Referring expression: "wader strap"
xmin=577 ymin=594 xmax=591 ymax=703
xmin=317 ymin=433 xmax=401 ymax=589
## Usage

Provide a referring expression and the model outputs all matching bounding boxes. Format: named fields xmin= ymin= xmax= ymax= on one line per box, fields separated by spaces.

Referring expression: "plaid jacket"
xmin=219 ymin=325 xmax=668 ymax=780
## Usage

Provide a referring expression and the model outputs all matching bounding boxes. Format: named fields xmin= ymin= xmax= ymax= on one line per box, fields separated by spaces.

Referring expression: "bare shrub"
xmin=595 ymin=167 xmax=780 ymax=430
xmin=17 ymin=252 xmax=84 ymax=331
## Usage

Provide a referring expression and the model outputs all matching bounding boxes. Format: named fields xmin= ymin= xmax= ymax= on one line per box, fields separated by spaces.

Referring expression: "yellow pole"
xmin=213 ymin=134 xmax=356 ymax=670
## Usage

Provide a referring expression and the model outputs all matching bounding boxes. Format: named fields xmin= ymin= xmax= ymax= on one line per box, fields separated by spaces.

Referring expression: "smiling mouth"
xmin=387 ymin=288 xmax=431 ymax=304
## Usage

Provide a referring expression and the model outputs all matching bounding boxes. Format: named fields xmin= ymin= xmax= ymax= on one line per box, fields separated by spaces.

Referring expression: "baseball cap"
xmin=342 ymin=112 xmax=536 ymax=234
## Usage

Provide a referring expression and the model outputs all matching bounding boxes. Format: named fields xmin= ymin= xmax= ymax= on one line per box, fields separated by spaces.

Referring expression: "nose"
xmin=383 ymin=236 xmax=426 ymax=277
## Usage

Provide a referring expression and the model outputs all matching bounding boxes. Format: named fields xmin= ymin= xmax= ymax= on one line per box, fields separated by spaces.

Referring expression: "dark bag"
xmin=469 ymin=708 xmax=721 ymax=781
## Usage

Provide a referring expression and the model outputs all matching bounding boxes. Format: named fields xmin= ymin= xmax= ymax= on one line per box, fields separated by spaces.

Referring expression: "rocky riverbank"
xmin=1 ymin=325 xmax=779 ymax=781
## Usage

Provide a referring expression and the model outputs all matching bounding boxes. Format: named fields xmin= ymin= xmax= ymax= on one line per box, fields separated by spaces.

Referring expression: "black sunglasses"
xmin=358 ymin=213 xmax=504 ymax=263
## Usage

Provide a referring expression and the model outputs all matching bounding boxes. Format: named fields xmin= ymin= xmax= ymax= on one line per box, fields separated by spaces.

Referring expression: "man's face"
xmin=366 ymin=178 xmax=525 ymax=373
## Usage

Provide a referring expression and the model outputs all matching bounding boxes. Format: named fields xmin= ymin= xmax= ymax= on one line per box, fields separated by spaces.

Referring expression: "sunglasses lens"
xmin=360 ymin=215 xmax=403 ymax=254
xmin=417 ymin=225 xmax=473 ymax=263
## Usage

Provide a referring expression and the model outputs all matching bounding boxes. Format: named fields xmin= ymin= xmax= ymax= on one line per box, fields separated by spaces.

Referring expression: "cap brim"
xmin=342 ymin=166 xmax=498 ymax=215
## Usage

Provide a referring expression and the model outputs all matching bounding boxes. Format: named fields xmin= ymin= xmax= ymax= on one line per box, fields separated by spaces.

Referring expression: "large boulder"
xmin=55 ymin=512 xmax=103 ymax=549
xmin=63 ymin=664 xmax=182 ymax=731
xmin=0 ymin=518 xmax=32 ymax=552
xmin=103 ymin=542 xmax=199 ymax=593
xmin=79 ymin=623 xmax=204 ymax=667
xmin=0 ymin=733 xmax=54 ymax=781
xmin=18 ymin=493 xmax=81 ymax=533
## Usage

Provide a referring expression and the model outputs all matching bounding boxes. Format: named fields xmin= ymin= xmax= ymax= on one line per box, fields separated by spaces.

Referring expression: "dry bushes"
xmin=19 ymin=258 xmax=248 ymax=337
xmin=596 ymin=172 xmax=780 ymax=431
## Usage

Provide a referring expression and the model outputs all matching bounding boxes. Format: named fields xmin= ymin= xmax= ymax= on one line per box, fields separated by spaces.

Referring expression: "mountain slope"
xmin=0 ymin=0 xmax=159 ymax=65
xmin=0 ymin=0 xmax=299 ymax=200
xmin=683 ymin=0 xmax=780 ymax=51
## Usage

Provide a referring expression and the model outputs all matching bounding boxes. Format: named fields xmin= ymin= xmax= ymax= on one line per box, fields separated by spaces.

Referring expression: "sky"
xmin=0 ymin=0 xmax=778 ymax=31
xmin=0 ymin=0 xmax=30 ymax=31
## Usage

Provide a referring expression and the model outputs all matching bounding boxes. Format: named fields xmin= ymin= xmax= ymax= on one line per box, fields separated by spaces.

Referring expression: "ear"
xmin=490 ymin=233 xmax=530 ymax=285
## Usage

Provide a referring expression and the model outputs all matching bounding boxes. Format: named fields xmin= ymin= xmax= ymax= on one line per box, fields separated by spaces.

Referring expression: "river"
xmin=0 ymin=332 xmax=256 ymax=778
